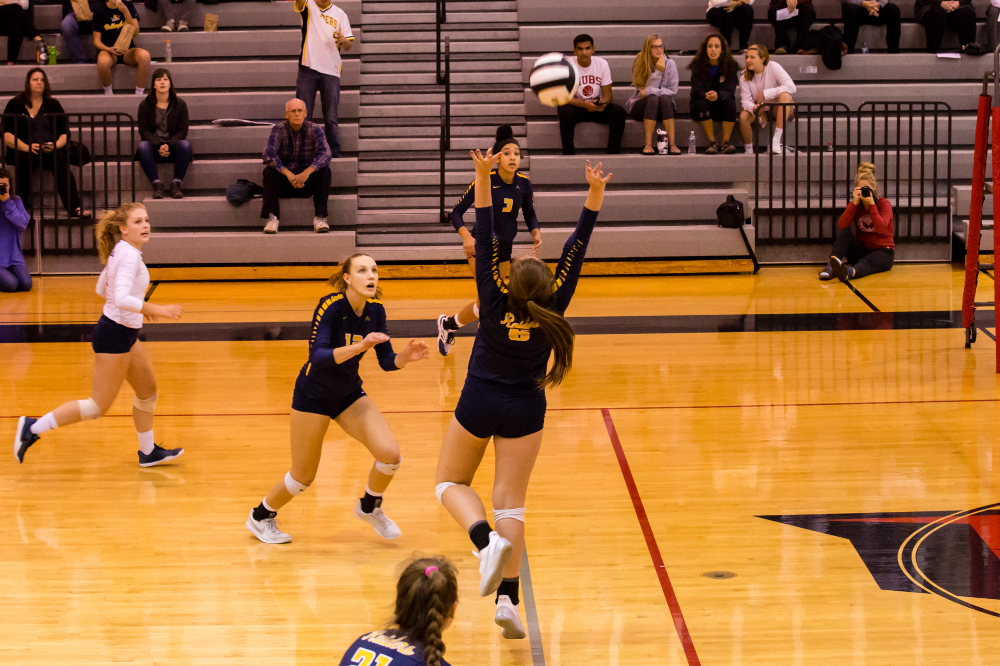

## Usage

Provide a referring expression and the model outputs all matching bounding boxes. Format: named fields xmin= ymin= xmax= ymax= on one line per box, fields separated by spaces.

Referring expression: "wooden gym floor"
xmin=1 ymin=264 xmax=999 ymax=665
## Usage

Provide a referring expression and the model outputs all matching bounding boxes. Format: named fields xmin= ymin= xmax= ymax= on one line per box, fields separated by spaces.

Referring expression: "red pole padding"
xmin=995 ymin=108 xmax=1000 ymax=372
xmin=962 ymin=95 xmax=990 ymax=330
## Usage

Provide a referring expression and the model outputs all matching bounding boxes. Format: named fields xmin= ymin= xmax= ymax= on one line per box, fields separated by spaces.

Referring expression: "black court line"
xmin=144 ymin=281 xmax=159 ymax=302
xmin=980 ymin=327 xmax=997 ymax=341
xmin=980 ymin=268 xmax=995 ymax=281
xmin=843 ymin=281 xmax=880 ymax=312
xmin=0 ymin=310 xmax=988 ymax=344
xmin=519 ymin=546 xmax=545 ymax=666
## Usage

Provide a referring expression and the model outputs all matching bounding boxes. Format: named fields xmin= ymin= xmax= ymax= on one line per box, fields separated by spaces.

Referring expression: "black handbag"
xmin=67 ymin=141 xmax=91 ymax=167
xmin=716 ymin=194 xmax=744 ymax=229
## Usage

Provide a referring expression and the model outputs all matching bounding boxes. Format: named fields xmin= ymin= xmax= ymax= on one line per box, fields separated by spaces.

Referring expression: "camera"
xmin=0 ymin=183 xmax=7 ymax=196
xmin=860 ymin=186 xmax=873 ymax=199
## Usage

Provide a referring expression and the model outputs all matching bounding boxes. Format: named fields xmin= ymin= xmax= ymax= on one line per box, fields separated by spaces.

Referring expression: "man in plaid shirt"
xmin=261 ymin=98 xmax=333 ymax=234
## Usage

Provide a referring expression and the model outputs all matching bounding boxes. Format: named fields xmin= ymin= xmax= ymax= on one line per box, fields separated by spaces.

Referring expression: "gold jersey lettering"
xmin=500 ymin=312 xmax=538 ymax=342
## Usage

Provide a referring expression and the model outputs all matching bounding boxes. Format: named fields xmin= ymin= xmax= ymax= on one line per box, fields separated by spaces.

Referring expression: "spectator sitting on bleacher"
xmin=136 ymin=68 xmax=191 ymax=200
xmin=261 ymin=98 xmax=332 ymax=234
xmin=689 ymin=34 xmax=739 ymax=154
xmin=3 ymin=68 xmax=89 ymax=218
xmin=0 ymin=166 xmax=32 ymax=293
xmin=294 ymin=0 xmax=354 ymax=158
xmin=768 ymin=0 xmax=815 ymax=54
xmin=841 ymin=0 xmax=901 ymax=54
xmin=738 ymin=45 xmax=796 ymax=155
xmin=557 ymin=34 xmax=626 ymax=155
xmin=62 ymin=0 xmax=100 ymax=64
xmin=93 ymin=0 xmax=150 ymax=95
xmin=820 ymin=162 xmax=894 ymax=281
xmin=0 ymin=0 xmax=42 ymax=66
xmin=916 ymin=0 xmax=982 ymax=55
xmin=159 ymin=0 xmax=195 ymax=32
xmin=706 ymin=0 xmax=755 ymax=54
xmin=626 ymin=35 xmax=680 ymax=155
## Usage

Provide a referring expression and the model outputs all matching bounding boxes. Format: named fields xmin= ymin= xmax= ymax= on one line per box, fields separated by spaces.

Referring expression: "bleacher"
xmin=0 ymin=0 xmax=992 ymax=270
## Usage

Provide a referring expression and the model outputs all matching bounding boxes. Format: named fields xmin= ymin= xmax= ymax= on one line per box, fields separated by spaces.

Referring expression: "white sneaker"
xmin=178 ymin=20 xmax=189 ymax=31
xmin=474 ymin=531 xmax=513 ymax=596
xmin=313 ymin=216 xmax=329 ymax=233
xmin=436 ymin=314 xmax=455 ymax=356
xmin=264 ymin=215 xmax=279 ymax=234
xmin=161 ymin=20 xmax=174 ymax=31
xmin=354 ymin=500 xmax=401 ymax=539
xmin=495 ymin=595 xmax=526 ymax=639
xmin=246 ymin=510 xmax=291 ymax=544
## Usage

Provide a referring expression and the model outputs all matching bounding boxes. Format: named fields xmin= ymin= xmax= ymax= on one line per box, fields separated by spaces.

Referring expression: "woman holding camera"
xmin=0 ymin=165 xmax=32 ymax=293
xmin=3 ymin=68 xmax=88 ymax=218
xmin=820 ymin=162 xmax=893 ymax=282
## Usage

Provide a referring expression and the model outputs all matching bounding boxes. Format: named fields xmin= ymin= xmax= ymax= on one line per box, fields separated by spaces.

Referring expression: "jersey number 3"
xmin=350 ymin=648 xmax=393 ymax=666
xmin=345 ymin=334 xmax=364 ymax=346
xmin=502 ymin=198 xmax=513 ymax=213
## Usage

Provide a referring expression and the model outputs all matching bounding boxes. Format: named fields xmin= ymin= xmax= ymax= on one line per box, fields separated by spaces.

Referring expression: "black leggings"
xmin=11 ymin=149 xmax=82 ymax=215
xmin=0 ymin=4 xmax=38 ymax=64
xmin=830 ymin=227 xmax=894 ymax=279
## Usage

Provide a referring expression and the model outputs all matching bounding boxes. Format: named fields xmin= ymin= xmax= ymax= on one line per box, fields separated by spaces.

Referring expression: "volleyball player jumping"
xmin=14 ymin=203 xmax=185 ymax=466
xmin=434 ymin=149 xmax=610 ymax=638
xmin=246 ymin=253 xmax=429 ymax=544
xmin=435 ymin=125 xmax=542 ymax=356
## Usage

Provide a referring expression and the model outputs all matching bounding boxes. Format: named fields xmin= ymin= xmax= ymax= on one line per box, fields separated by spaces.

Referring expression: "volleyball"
xmin=529 ymin=52 xmax=579 ymax=107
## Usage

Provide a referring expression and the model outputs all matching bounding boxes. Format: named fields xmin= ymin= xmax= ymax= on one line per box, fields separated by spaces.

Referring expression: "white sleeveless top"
xmin=297 ymin=0 xmax=353 ymax=77
xmin=96 ymin=240 xmax=148 ymax=329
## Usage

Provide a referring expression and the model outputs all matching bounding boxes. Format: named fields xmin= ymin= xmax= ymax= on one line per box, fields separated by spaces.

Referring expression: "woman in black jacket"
xmin=2 ymin=68 xmax=88 ymax=217
xmin=688 ymin=34 xmax=740 ymax=155
xmin=136 ymin=68 xmax=191 ymax=199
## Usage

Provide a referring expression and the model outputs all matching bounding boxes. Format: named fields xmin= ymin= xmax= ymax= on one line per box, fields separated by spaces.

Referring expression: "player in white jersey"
xmin=13 ymin=203 xmax=186 ymax=467
xmin=295 ymin=0 xmax=354 ymax=157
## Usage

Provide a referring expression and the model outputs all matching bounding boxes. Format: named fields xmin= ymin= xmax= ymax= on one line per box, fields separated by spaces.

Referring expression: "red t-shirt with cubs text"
xmin=572 ymin=56 xmax=613 ymax=103
xmin=838 ymin=199 xmax=894 ymax=250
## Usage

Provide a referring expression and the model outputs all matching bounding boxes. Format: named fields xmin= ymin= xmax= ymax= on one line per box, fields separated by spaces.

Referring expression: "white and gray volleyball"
xmin=529 ymin=53 xmax=578 ymax=107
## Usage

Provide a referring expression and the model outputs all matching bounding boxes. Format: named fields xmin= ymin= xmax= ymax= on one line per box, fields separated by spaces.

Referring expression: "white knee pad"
xmin=435 ymin=481 xmax=461 ymax=504
xmin=133 ymin=394 xmax=157 ymax=413
xmin=77 ymin=398 xmax=100 ymax=421
xmin=473 ymin=303 xmax=480 ymax=318
xmin=375 ymin=457 xmax=401 ymax=476
xmin=284 ymin=471 xmax=309 ymax=496
xmin=493 ymin=508 xmax=525 ymax=523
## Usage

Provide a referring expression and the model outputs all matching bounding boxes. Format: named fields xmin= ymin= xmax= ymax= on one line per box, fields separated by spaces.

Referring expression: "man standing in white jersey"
xmin=295 ymin=0 xmax=354 ymax=157
xmin=557 ymin=33 xmax=626 ymax=155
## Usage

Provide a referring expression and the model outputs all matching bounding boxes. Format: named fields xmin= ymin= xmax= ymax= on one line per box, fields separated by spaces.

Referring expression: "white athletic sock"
xmin=261 ymin=497 xmax=276 ymax=512
xmin=452 ymin=312 xmax=464 ymax=328
xmin=745 ymin=144 xmax=754 ymax=154
xmin=103 ymin=85 xmax=114 ymax=96
xmin=135 ymin=87 xmax=145 ymax=96
xmin=137 ymin=430 xmax=155 ymax=455
xmin=772 ymin=128 xmax=783 ymax=150
xmin=30 ymin=412 xmax=58 ymax=435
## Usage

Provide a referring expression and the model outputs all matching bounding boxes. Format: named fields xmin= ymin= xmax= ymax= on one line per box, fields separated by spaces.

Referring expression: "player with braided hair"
xmin=337 ymin=557 xmax=458 ymax=666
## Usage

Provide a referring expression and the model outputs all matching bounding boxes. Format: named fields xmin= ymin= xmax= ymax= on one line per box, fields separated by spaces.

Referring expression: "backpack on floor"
xmin=716 ymin=195 xmax=744 ymax=229
xmin=226 ymin=178 xmax=264 ymax=207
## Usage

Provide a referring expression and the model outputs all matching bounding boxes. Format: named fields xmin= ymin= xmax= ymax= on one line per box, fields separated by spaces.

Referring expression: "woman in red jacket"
xmin=820 ymin=162 xmax=893 ymax=281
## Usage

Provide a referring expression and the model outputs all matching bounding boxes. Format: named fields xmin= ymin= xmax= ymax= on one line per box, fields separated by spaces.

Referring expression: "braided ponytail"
xmin=392 ymin=557 xmax=458 ymax=666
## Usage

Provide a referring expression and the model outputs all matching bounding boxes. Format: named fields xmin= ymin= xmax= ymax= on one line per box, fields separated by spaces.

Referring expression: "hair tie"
xmin=424 ymin=566 xmax=439 ymax=577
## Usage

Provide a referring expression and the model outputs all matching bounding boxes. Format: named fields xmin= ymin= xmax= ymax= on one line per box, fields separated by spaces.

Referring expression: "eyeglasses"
xmin=651 ymin=44 xmax=664 ymax=50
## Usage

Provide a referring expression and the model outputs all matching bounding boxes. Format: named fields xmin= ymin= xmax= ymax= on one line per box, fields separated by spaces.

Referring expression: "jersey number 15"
xmin=345 ymin=334 xmax=363 ymax=346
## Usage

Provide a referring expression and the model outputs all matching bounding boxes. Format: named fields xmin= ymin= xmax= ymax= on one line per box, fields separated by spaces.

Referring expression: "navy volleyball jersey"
xmin=451 ymin=171 xmax=539 ymax=242
xmin=338 ymin=631 xmax=450 ymax=666
xmin=298 ymin=293 xmax=398 ymax=396
xmin=467 ymin=202 xmax=597 ymax=389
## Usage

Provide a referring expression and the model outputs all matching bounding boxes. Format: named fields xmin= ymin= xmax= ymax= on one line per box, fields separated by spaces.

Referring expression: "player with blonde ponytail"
xmin=14 ymin=203 xmax=185 ymax=466
xmin=821 ymin=161 xmax=895 ymax=282
xmin=434 ymin=148 xmax=610 ymax=639
xmin=337 ymin=557 xmax=459 ymax=666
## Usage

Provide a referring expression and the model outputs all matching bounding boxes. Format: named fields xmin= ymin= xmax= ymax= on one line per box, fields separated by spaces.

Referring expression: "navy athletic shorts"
xmin=454 ymin=375 xmax=546 ymax=439
xmin=291 ymin=374 xmax=367 ymax=420
xmin=91 ymin=315 xmax=140 ymax=354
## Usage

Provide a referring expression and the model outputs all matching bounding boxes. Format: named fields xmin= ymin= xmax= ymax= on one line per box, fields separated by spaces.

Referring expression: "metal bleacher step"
xmin=143 ymin=195 xmax=358 ymax=228
xmin=362 ymin=59 xmax=520 ymax=73
xmin=360 ymin=103 xmax=524 ymax=118
xmin=362 ymin=13 xmax=517 ymax=25
xmin=363 ymin=91 xmax=523 ymax=105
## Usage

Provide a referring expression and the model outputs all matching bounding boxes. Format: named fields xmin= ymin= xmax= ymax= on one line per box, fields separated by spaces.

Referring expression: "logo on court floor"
xmin=759 ymin=503 xmax=1000 ymax=618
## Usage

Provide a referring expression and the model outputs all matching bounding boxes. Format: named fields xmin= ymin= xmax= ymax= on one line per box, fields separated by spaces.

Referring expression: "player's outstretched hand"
xmin=402 ymin=339 xmax=429 ymax=364
xmin=471 ymin=149 xmax=500 ymax=178
xmin=585 ymin=160 xmax=612 ymax=190
xmin=362 ymin=332 xmax=390 ymax=349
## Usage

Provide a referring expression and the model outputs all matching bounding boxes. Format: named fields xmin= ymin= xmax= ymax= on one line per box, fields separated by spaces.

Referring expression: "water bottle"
xmin=861 ymin=41 xmax=868 ymax=55
xmin=48 ymin=45 xmax=57 ymax=66
xmin=36 ymin=39 xmax=46 ymax=64
xmin=165 ymin=40 xmax=173 ymax=63
xmin=688 ymin=131 xmax=696 ymax=155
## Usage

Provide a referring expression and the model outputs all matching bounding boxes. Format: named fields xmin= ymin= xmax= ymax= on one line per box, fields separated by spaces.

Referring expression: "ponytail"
xmin=94 ymin=203 xmax=145 ymax=264
xmin=328 ymin=252 xmax=383 ymax=300
xmin=508 ymin=257 xmax=576 ymax=389
xmin=392 ymin=557 xmax=458 ymax=666
xmin=526 ymin=300 xmax=575 ymax=388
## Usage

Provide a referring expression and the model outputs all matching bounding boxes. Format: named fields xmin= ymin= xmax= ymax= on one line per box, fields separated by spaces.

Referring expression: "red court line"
xmin=2 ymin=396 xmax=999 ymax=420
xmin=601 ymin=408 xmax=701 ymax=666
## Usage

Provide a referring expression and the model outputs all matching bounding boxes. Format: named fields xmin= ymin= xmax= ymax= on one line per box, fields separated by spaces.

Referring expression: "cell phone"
xmin=860 ymin=186 xmax=872 ymax=198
